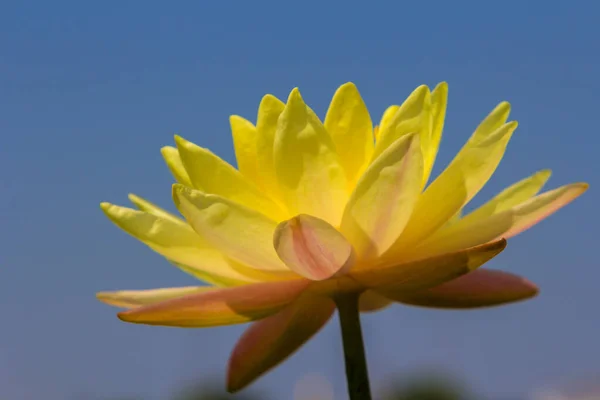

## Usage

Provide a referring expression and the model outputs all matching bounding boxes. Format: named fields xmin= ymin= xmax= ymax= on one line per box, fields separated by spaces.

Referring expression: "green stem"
xmin=335 ymin=292 xmax=372 ymax=400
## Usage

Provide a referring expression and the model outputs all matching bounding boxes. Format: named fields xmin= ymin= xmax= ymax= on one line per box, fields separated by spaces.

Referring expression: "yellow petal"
xmin=408 ymin=209 xmax=515 ymax=260
xmin=378 ymin=105 xmax=400 ymax=140
xmin=473 ymin=101 xmax=511 ymax=142
xmin=172 ymin=185 xmax=294 ymax=275
xmin=341 ymin=133 xmax=423 ymax=259
xmin=127 ymin=193 xmax=183 ymax=225
xmin=414 ymin=182 xmax=588 ymax=256
xmin=373 ymin=85 xmax=431 ymax=161
xmin=97 ymin=286 xmax=210 ymax=309
xmin=161 ymin=146 xmax=193 ymax=187
xmin=117 ymin=279 xmax=309 ymax=327
xmin=373 ymin=125 xmax=380 ymax=141
xmin=353 ymin=239 xmax=506 ymax=293
xmin=358 ymin=290 xmax=392 ymax=313
xmin=391 ymin=118 xmax=518 ymax=251
xmin=175 ymin=135 xmax=287 ymax=220
xmin=273 ymin=88 xmax=348 ymax=225
xmin=100 ymin=202 xmax=257 ymax=286
xmin=460 ymin=169 xmax=552 ymax=223
xmin=255 ymin=94 xmax=286 ymax=198
xmin=227 ymin=295 xmax=335 ymax=392
xmin=426 ymin=170 xmax=551 ymax=254
xmin=384 ymin=269 xmax=538 ymax=309
xmin=502 ymin=182 xmax=588 ymax=239
xmin=324 ymin=82 xmax=374 ymax=187
xmin=273 ymin=214 xmax=354 ymax=281
xmin=230 ymin=115 xmax=262 ymax=187
xmin=423 ymin=82 xmax=448 ymax=185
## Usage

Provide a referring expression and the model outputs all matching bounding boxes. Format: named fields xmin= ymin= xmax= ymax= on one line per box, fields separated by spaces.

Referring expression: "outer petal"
xmin=386 ymin=269 xmax=538 ymax=309
xmin=227 ymin=295 xmax=335 ymax=392
xmin=117 ymin=279 xmax=309 ymax=327
xmin=353 ymin=239 xmax=507 ymax=293
xmin=391 ymin=115 xmax=517 ymax=251
xmin=413 ymin=182 xmax=588 ymax=256
xmin=358 ymin=290 xmax=392 ymax=313
xmin=324 ymin=82 xmax=373 ymax=187
xmin=255 ymin=94 xmax=286 ymax=198
xmin=172 ymin=185 xmax=294 ymax=275
xmin=97 ymin=286 xmax=210 ymax=309
xmin=230 ymin=115 xmax=262 ymax=186
xmin=127 ymin=193 xmax=183 ymax=225
xmin=340 ymin=133 xmax=423 ymax=259
xmin=373 ymin=85 xmax=431 ymax=162
xmin=273 ymin=214 xmax=354 ymax=281
xmin=460 ymin=169 xmax=552 ymax=223
xmin=100 ymin=202 xmax=257 ymax=285
xmin=273 ymin=88 xmax=348 ymax=226
xmin=502 ymin=182 xmax=588 ymax=239
xmin=161 ymin=146 xmax=193 ymax=187
xmin=175 ymin=135 xmax=287 ymax=220
xmin=407 ymin=209 xmax=514 ymax=260
xmin=423 ymin=82 xmax=448 ymax=185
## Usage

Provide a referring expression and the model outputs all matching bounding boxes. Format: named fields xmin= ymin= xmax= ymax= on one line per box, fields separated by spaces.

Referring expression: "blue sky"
xmin=1 ymin=2 xmax=598 ymax=399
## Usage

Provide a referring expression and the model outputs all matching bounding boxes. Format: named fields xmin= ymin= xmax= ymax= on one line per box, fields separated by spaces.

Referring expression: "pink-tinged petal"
xmin=340 ymin=133 xmax=423 ymax=259
xmin=386 ymin=269 xmax=538 ymax=309
xmin=117 ymin=279 xmax=309 ymax=327
xmin=403 ymin=181 xmax=587 ymax=260
xmin=227 ymin=295 xmax=335 ymax=392
xmin=273 ymin=214 xmax=355 ymax=281
xmin=502 ymin=182 xmax=588 ymax=239
xmin=352 ymin=239 xmax=507 ymax=293
xmin=358 ymin=290 xmax=392 ymax=313
xmin=97 ymin=286 xmax=210 ymax=309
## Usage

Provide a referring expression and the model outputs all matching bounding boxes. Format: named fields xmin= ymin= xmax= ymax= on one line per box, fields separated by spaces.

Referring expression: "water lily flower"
xmin=98 ymin=82 xmax=587 ymax=393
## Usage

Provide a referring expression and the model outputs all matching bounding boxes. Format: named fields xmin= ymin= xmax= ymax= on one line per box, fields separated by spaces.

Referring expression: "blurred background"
xmin=1 ymin=2 xmax=598 ymax=399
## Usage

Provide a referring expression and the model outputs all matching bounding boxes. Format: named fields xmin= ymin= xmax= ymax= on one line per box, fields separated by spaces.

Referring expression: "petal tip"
xmin=287 ymin=87 xmax=303 ymax=103
xmin=116 ymin=310 xmax=134 ymax=322
xmin=160 ymin=145 xmax=175 ymax=155
xmin=498 ymin=101 xmax=511 ymax=112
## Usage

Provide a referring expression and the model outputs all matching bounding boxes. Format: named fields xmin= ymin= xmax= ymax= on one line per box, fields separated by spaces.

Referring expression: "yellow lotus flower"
xmin=98 ymin=82 xmax=587 ymax=391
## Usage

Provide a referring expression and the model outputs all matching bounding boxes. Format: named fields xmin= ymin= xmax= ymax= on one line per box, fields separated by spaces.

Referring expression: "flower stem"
xmin=334 ymin=292 xmax=372 ymax=400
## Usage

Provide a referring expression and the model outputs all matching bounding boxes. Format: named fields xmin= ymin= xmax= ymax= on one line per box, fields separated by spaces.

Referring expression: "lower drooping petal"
xmin=227 ymin=295 xmax=335 ymax=392
xmin=384 ymin=269 xmax=538 ymax=309
xmin=97 ymin=286 xmax=210 ymax=309
xmin=273 ymin=214 xmax=354 ymax=281
xmin=358 ymin=290 xmax=392 ymax=313
xmin=117 ymin=279 xmax=309 ymax=327
xmin=353 ymin=239 xmax=507 ymax=293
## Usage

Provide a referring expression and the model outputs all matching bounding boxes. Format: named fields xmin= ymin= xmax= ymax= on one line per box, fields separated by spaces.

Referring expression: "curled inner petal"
xmin=273 ymin=214 xmax=354 ymax=281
